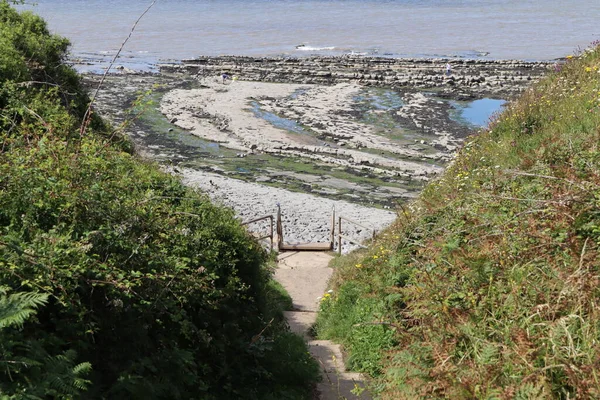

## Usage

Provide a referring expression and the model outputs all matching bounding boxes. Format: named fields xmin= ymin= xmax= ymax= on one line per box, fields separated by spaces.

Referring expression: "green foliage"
xmin=0 ymin=288 xmax=48 ymax=328
xmin=0 ymin=2 xmax=318 ymax=399
xmin=318 ymin=45 xmax=600 ymax=398
xmin=317 ymin=280 xmax=397 ymax=376
xmin=0 ymin=289 xmax=92 ymax=399
xmin=0 ymin=0 xmax=111 ymax=144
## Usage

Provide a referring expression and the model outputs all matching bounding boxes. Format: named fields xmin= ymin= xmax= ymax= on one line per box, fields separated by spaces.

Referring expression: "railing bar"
xmin=253 ymin=235 xmax=271 ymax=240
xmin=242 ymin=215 xmax=273 ymax=226
xmin=242 ymin=214 xmax=274 ymax=252
xmin=338 ymin=216 xmax=374 ymax=232
xmin=338 ymin=216 xmax=342 ymax=254
xmin=337 ymin=237 xmax=367 ymax=249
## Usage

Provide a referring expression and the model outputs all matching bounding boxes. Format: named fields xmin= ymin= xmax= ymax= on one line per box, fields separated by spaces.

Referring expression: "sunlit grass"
xmin=317 ymin=44 xmax=600 ymax=398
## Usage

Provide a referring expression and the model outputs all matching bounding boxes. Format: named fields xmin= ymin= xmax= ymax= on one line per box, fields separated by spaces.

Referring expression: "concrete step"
xmin=275 ymin=251 xmax=372 ymax=400
xmin=309 ymin=340 xmax=372 ymax=400
xmin=284 ymin=310 xmax=317 ymax=340
xmin=275 ymin=252 xmax=333 ymax=312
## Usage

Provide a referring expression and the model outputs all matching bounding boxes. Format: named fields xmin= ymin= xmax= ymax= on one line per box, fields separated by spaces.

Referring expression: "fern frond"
xmin=0 ymin=291 xmax=49 ymax=329
xmin=43 ymin=351 xmax=92 ymax=395
xmin=72 ymin=362 xmax=92 ymax=376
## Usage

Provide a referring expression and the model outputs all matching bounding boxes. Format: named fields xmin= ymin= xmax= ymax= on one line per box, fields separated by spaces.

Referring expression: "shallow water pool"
xmin=250 ymin=101 xmax=308 ymax=135
xmin=450 ymin=98 xmax=506 ymax=127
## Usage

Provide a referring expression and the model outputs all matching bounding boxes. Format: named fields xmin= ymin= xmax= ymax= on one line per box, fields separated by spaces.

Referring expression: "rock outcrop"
xmin=160 ymin=55 xmax=551 ymax=98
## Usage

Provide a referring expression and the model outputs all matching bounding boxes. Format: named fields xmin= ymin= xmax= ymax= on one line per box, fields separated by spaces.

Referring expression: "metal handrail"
xmin=275 ymin=204 xmax=335 ymax=252
xmin=337 ymin=216 xmax=376 ymax=254
xmin=242 ymin=215 xmax=274 ymax=252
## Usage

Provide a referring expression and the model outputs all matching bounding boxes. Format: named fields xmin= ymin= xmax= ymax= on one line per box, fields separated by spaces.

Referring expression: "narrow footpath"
xmin=275 ymin=251 xmax=372 ymax=400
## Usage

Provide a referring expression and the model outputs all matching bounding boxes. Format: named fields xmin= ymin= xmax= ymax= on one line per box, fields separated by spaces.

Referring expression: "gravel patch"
xmin=170 ymin=167 xmax=396 ymax=253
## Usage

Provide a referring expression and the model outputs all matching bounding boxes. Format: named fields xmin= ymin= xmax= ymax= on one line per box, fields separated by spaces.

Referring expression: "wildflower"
xmin=355 ymin=263 xmax=363 ymax=269
xmin=373 ymin=255 xmax=379 ymax=259
xmin=585 ymin=67 xmax=592 ymax=72
xmin=566 ymin=55 xmax=574 ymax=59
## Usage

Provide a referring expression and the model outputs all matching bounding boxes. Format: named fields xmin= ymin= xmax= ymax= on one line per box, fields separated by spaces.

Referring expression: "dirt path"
xmin=275 ymin=251 xmax=372 ymax=400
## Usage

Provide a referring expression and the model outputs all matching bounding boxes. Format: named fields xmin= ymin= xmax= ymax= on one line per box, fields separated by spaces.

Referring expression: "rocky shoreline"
xmin=84 ymin=55 xmax=550 ymax=250
xmin=160 ymin=55 xmax=551 ymax=98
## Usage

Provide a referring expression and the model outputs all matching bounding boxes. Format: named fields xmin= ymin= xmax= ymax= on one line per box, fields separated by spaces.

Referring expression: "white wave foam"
xmin=295 ymin=45 xmax=336 ymax=52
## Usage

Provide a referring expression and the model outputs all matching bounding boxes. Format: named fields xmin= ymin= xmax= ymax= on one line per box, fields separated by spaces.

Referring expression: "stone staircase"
xmin=275 ymin=251 xmax=371 ymax=400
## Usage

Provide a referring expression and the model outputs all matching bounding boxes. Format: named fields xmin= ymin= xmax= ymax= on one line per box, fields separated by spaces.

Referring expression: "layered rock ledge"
xmin=160 ymin=55 xmax=551 ymax=98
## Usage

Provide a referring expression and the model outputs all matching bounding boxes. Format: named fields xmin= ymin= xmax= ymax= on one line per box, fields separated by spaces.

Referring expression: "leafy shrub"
xmin=0 ymin=289 xmax=92 ymax=398
xmin=0 ymin=0 xmax=110 ymax=142
xmin=0 ymin=2 xmax=318 ymax=398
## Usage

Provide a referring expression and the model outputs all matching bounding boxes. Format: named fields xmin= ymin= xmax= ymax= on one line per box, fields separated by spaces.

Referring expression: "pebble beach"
xmin=172 ymin=167 xmax=396 ymax=253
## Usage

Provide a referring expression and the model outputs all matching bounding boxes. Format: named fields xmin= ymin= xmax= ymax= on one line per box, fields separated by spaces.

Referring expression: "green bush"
xmin=0 ymin=2 xmax=318 ymax=398
xmin=0 ymin=288 xmax=93 ymax=399
xmin=0 ymin=1 xmax=110 ymax=142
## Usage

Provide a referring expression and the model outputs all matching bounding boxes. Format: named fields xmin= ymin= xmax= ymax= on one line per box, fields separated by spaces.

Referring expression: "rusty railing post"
xmin=338 ymin=216 xmax=342 ymax=254
xmin=330 ymin=206 xmax=335 ymax=250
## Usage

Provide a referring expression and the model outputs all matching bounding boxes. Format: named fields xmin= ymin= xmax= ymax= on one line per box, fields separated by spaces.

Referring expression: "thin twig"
xmin=478 ymin=193 xmax=574 ymax=205
xmin=503 ymin=169 xmax=563 ymax=181
xmin=250 ymin=318 xmax=275 ymax=344
xmin=172 ymin=211 xmax=202 ymax=218
xmin=16 ymin=80 xmax=60 ymax=87
xmin=79 ymin=0 xmax=158 ymax=137
xmin=23 ymin=106 xmax=48 ymax=128
xmin=578 ymin=237 xmax=589 ymax=271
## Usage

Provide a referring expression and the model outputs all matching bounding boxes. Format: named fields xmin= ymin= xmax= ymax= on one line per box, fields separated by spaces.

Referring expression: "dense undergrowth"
xmin=0 ymin=2 xmax=318 ymax=398
xmin=318 ymin=45 xmax=600 ymax=398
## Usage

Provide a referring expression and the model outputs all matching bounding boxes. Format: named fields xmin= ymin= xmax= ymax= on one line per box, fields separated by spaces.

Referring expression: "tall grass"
xmin=317 ymin=44 xmax=600 ymax=398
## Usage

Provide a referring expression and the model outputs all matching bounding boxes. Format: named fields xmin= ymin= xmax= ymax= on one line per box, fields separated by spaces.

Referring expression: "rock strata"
xmin=160 ymin=55 xmax=551 ymax=98
xmin=159 ymin=80 xmax=447 ymax=182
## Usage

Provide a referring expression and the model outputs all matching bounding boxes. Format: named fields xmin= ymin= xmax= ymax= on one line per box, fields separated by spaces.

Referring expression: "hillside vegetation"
xmin=0 ymin=3 xmax=318 ymax=398
xmin=318 ymin=45 xmax=600 ymax=398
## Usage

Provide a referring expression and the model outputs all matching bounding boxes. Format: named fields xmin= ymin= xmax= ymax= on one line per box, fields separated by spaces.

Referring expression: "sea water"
xmin=17 ymin=0 xmax=600 ymax=70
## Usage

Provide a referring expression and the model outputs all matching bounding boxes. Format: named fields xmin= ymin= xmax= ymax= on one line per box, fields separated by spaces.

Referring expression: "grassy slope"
xmin=317 ymin=46 xmax=600 ymax=398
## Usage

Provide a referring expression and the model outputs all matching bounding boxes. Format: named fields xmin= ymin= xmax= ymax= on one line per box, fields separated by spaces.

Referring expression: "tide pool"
xmin=450 ymin=98 xmax=506 ymax=127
